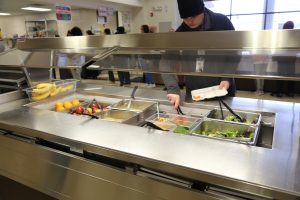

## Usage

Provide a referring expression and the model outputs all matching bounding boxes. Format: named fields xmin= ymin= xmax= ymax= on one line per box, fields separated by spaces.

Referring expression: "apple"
xmin=75 ymin=106 xmax=85 ymax=114
xmin=91 ymin=103 xmax=99 ymax=109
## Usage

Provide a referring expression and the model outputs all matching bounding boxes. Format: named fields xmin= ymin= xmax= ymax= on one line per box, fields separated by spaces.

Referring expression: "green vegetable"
xmin=193 ymin=129 xmax=254 ymax=141
xmin=173 ymin=125 xmax=190 ymax=134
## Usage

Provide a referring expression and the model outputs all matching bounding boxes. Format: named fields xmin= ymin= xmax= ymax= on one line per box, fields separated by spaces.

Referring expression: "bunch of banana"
xmin=32 ymin=83 xmax=57 ymax=101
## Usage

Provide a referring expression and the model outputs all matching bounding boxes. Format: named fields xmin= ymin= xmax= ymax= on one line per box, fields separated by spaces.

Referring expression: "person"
xmin=0 ymin=28 xmax=4 ymax=53
xmin=103 ymin=28 xmax=115 ymax=83
xmin=140 ymin=25 xmax=155 ymax=87
xmin=69 ymin=26 xmax=83 ymax=36
xmin=271 ymin=21 xmax=296 ymax=97
xmin=0 ymin=28 xmax=3 ymax=40
xmin=162 ymin=0 xmax=236 ymax=108
xmin=67 ymin=30 xmax=72 ymax=36
xmin=86 ymin=30 xmax=94 ymax=35
xmin=115 ymin=26 xmax=131 ymax=86
xmin=104 ymin=28 xmax=111 ymax=35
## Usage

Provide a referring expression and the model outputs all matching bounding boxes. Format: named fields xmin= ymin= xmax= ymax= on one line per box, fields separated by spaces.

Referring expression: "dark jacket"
xmin=163 ymin=8 xmax=237 ymax=101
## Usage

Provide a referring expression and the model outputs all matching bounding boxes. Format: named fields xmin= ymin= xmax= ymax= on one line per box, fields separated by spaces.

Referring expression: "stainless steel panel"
xmin=0 ymin=135 xmax=218 ymax=200
xmin=0 ymin=90 xmax=24 ymax=104
xmin=0 ymin=85 xmax=299 ymax=199
xmin=17 ymin=30 xmax=300 ymax=50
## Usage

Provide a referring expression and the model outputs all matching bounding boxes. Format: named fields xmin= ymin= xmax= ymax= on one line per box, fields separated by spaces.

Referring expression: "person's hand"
xmin=167 ymin=94 xmax=180 ymax=109
xmin=219 ymin=81 xmax=230 ymax=90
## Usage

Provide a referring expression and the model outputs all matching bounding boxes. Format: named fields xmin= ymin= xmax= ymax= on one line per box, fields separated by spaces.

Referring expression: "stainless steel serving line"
xmin=0 ymin=84 xmax=298 ymax=200
xmin=0 ymin=30 xmax=299 ymax=199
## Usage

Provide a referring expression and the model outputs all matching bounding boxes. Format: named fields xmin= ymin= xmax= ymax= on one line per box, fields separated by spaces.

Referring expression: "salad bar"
xmin=0 ymin=30 xmax=300 ymax=200
xmin=0 ymin=83 xmax=299 ymax=200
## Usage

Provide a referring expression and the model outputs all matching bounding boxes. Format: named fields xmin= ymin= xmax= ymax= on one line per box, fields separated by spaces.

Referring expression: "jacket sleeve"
xmin=161 ymin=74 xmax=180 ymax=95
xmin=159 ymin=55 xmax=181 ymax=95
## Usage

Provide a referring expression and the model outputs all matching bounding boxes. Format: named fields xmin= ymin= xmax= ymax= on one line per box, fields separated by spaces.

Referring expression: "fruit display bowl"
xmin=24 ymin=80 xmax=77 ymax=101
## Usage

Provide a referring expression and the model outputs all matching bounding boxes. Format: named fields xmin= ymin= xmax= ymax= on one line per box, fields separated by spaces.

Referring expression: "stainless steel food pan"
xmin=97 ymin=110 xmax=139 ymax=125
xmin=111 ymin=99 xmax=156 ymax=113
xmin=190 ymin=119 xmax=259 ymax=145
xmin=206 ymin=109 xmax=261 ymax=126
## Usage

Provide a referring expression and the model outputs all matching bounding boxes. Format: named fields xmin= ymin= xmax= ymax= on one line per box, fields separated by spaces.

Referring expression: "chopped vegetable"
xmin=194 ymin=129 xmax=254 ymax=141
xmin=173 ymin=125 xmax=190 ymax=134
xmin=224 ymin=115 xmax=253 ymax=124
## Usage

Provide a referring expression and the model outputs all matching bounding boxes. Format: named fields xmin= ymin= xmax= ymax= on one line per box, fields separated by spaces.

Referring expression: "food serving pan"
xmin=145 ymin=113 xmax=201 ymax=134
xmin=190 ymin=119 xmax=259 ymax=145
xmin=96 ymin=110 xmax=139 ymax=125
xmin=111 ymin=99 xmax=157 ymax=121
xmin=206 ymin=109 xmax=261 ymax=126
xmin=111 ymin=99 xmax=155 ymax=112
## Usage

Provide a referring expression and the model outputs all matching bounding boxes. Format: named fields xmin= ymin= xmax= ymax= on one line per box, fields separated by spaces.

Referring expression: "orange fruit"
xmin=56 ymin=106 xmax=65 ymax=112
xmin=63 ymin=101 xmax=73 ymax=109
xmin=72 ymin=99 xmax=80 ymax=107
xmin=55 ymin=102 xmax=63 ymax=108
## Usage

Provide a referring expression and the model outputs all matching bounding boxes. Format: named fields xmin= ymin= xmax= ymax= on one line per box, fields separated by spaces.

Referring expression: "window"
xmin=203 ymin=0 xmax=300 ymax=30
xmin=231 ymin=15 xmax=264 ymax=30
xmin=231 ymin=0 xmax=266 ymax=14
xmin=269 ymin=0 xmax=300 ymax=12
xmin=266 ymin=12 xmax=300 ymax=29
xmin=204 ymin=0 xmax=231 ymax=16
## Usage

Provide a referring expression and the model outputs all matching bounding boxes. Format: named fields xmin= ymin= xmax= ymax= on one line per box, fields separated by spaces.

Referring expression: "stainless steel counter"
xmin=0 ymin=84 xmax=299 ymax=200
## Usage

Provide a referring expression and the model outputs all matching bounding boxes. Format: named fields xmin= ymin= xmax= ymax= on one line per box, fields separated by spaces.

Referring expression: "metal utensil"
xmin=218 ymin=97 xmax=224 ymax=120
xmin=144 ymin=121 xmax=166 ymax=131
xmin=127 ymin=86 xmax=138 ymax=109
xmin=156 ymin=102 xmax=160 ymax=120
xmin=81 ymin=113 xmax=99 ymax=119
xmin=219 ymin=98 xmax=244 ymax=122
xmin=176 ymin=106 xmax=185 ymax=115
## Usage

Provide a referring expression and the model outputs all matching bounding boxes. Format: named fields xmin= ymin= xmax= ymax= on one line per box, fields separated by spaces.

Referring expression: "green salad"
xmin=173 ymin=125 xmax=190 ymax=135
xmin=194 ymin=129 xmax=254 ymax=141
xmin=224 ymin=115 xmax=253 ymax=124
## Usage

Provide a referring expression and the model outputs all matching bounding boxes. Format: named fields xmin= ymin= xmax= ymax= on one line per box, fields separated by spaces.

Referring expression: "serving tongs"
xmin=176 ymin=106 xmax=185 ymax=115
xmin=144 ymin=121 xmax=166 ymax=131
xmin=127 ymin=86 xmax=138 ymax=109
xmin=218 ymin=98 xmax=244 ymax=122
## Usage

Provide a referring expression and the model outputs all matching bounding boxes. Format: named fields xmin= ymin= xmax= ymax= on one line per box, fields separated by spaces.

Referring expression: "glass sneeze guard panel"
xmin=90 ymin=49 xmax=300 ymax=80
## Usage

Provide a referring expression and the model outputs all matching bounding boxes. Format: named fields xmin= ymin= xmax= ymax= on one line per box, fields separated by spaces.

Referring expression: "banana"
xmin=36 ymin=83 xmax=53 ymax=89
xmin=50 ymin=84 xmax=57 ymax=92
xmin=50 ymin=87 xmax=60 ymax=97
xmin=60 ymin=87 xmax=67 ymax=93
xmin=32 ymin=91 xmax=50 ymax=101
xmin=65 ymin=84 xmax=74 ymax=91
xmin=32 ymin=84 xmax=52 ymax=94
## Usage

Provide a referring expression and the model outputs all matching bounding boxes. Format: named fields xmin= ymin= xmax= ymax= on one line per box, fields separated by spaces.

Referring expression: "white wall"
xmin=0 ymin=0 xmax=180 ymax=36
xmin=0 ymin=8 xmax=132 ymax=37
xmin=141 ymin=0 xmax=181 ymax=32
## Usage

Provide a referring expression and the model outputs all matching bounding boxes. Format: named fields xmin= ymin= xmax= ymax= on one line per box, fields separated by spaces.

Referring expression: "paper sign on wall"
xmin=56 ymin=4 xmax=72 ymax=21
xmin=98 ymin=6 xmax=114 ymax=17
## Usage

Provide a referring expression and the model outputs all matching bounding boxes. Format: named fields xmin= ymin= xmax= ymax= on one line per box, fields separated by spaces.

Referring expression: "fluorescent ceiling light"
xmin=21 ymin=7 xmax=51 ymax=12
xmin=0 ymin=13 xmax=11 ymax=16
